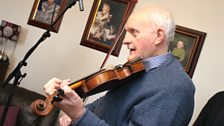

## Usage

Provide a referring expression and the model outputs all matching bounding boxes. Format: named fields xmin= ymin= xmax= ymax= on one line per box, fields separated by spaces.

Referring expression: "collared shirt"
xmin=143 ymin=52 xmax=170 ymax=71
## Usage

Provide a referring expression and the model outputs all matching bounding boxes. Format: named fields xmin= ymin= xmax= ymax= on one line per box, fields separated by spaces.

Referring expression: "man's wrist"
xmin=70 ymin=108 xmax=86 ymax=125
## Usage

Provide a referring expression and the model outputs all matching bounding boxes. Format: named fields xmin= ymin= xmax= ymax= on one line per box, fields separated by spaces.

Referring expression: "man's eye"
xmin=131 ymin=29 xmax=138 ymax=37
xmin=126 ymin=28 xmax=138 ymax=37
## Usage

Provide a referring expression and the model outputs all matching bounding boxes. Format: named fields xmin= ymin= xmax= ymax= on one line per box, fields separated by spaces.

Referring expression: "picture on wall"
xmin=80 ymin=0 xmax=137 ymax=56
xmin=27 ymin=0 xmax=67 ymax=33
xmin=169 ymin=25 xmax=206 ymax=77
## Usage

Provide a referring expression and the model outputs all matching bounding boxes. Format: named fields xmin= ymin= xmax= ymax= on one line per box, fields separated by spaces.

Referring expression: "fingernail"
xmin=67 ymin=79 xmax=71 ymax=82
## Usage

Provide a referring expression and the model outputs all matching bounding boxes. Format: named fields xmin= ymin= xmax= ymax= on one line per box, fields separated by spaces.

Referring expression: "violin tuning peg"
xmin=52 ymin=95 xmax=63 ymax=103
xmin=115 ymin=64 xmax=123 ymax=69
xmin=57 ymin=88 xmax=65 ymax=96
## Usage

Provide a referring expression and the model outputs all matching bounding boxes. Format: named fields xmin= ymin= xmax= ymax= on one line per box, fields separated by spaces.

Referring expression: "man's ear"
xmin=155 ymin=29 xmax=165 ymax=45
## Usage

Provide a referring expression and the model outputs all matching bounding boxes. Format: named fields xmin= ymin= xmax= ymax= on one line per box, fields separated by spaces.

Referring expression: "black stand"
xmin=0 ymin=0 xmax=83 ymax=125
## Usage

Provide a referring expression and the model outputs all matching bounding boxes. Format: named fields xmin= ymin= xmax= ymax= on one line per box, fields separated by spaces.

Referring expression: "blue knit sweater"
xmin=73 ymin=53 xmax=195 ymax=126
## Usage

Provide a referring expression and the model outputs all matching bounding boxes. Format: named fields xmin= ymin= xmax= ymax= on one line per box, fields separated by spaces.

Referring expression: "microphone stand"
xmin=0 ymin=0 xmax=82 ymax=125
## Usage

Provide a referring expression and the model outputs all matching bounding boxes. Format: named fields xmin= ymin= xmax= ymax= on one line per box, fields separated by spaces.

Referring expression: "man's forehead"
xmin=125 ymin=12 xmax=147 ymax=28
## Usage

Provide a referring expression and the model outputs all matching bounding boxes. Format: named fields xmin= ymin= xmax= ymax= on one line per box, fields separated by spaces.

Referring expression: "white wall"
xmin=1 ymin=0 xmax=224 ymax=125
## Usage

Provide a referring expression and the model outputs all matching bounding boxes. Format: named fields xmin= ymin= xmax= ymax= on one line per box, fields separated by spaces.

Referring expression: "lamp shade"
xmin=0 ymin=20 xmax=21 ymax=42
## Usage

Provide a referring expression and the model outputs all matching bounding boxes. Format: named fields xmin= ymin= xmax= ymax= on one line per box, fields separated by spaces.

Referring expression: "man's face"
xmin=177 ymin=41 xmax=184 ymax=48
xmin=123 ymin=12 xmax=158 ymax=61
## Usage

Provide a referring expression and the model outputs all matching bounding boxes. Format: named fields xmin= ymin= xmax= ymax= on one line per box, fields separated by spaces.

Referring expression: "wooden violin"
xmin=31 ymin=57 xmax=145 ymax=116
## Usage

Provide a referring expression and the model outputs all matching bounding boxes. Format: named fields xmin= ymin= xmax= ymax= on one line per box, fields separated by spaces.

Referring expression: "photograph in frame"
xmin=169 ymin=25 xmax=206 ymax=77
xmin=27 ymin=0 xmax=67 ymax=33
xmin=80 ymin=0 xmax=137 ymax=56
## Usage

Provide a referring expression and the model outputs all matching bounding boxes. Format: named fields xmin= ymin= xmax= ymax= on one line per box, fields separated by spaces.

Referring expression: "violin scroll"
xmin=31 ymin=94 xmax=55 ymax=116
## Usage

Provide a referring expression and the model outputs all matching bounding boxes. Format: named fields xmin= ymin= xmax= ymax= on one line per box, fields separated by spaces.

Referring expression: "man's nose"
xmin=123 ymin=32 xmax=132 ymax=45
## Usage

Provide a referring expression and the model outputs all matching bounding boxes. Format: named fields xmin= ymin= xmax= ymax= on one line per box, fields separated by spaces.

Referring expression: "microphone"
xmin=78 ymin=0 xmax=84 ymax=11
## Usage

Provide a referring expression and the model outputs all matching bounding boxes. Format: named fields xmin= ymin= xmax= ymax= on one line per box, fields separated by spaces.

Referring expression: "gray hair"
xmin=144 ymin=5 xmax=176 ymax=44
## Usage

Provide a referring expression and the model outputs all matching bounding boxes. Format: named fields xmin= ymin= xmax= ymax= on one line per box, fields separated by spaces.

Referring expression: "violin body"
xmin=31 ymin=57 xmax=145 ymax=116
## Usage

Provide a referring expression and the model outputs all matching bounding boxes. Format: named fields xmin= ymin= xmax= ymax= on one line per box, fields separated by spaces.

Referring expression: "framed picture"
xmin=169 ymin=25 xmax=206 ymax=77
xmin=80 ymin=0 xmax=137 ymax=56
xmin=27 ymin=0 xmax=67 ymax=33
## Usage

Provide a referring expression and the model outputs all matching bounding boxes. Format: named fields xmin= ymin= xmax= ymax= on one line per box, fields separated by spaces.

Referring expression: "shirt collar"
xmin=143 ymin=52 xmax=170 ymax=71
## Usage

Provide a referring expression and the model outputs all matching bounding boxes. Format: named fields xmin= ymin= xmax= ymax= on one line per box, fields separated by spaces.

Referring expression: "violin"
xmin=31 ymin=57 xmax=145 ymax=116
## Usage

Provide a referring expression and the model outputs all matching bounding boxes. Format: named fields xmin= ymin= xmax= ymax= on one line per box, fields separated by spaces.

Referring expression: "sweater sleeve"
xmin=85 ymin=96 xmax=104 ymax=112
xmin=72 ymin=96 xmax=111 ymax=126
xmin=72 ymin=109 xmax=110 ymax=126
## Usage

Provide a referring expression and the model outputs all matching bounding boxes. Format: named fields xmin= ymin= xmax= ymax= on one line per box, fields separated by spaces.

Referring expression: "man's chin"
xmin=128 ymin=55 xmax=138 ymax=61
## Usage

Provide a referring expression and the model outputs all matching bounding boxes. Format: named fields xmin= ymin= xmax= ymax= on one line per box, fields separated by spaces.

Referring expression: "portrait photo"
xmin=28 ymin=0 xmax=66 ymax=33
xmin=170 ymin=32 xmax=196 ymax=67
xmin=169 ymin=25 xmax=206 ymax=77
xmin=88 ymin=0 xmax=126 ymax=46
xmin=35 ymin=0 xmax=62 ymax=25
xmin=81 ymin=0 xmax=137 ymax=56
